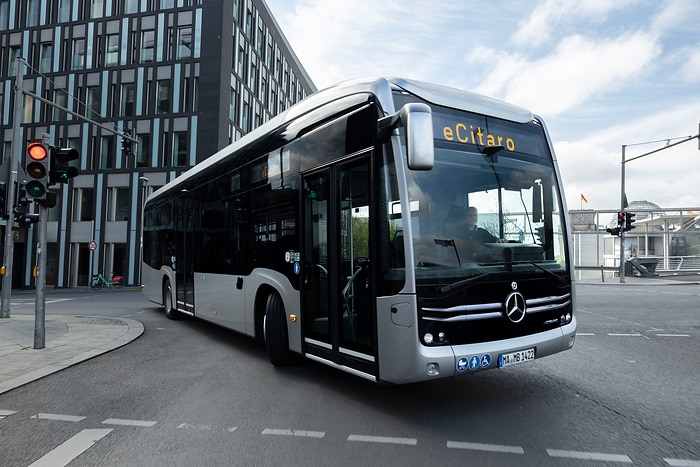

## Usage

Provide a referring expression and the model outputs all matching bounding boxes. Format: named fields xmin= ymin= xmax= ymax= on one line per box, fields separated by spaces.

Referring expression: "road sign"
xmin=88 ymin=240 xmax=97 ymax=251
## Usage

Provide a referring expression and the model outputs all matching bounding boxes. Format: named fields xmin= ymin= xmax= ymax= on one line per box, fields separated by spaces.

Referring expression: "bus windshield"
xmin=396 ymin=110 xmax=569 ymax=289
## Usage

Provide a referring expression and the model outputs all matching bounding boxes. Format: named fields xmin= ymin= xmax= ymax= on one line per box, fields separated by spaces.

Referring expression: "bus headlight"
xmin=423 ymin=333 xmax=434 ymax=344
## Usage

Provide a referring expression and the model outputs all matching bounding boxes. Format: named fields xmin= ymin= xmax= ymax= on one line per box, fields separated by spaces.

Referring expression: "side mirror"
xmin=400 ymin=103 xmax=434 ymax=170
xmin=378 ymin=103 xmax=435 ymax=170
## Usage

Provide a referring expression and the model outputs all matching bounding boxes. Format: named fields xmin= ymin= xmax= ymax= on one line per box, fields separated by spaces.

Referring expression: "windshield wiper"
xmin=437 ymin=272 xmax=496 ymax=294
xmin=522 ymin=261 xmax=567 ymax=285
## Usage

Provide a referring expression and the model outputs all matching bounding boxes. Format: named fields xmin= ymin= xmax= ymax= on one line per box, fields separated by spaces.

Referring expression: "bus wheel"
xmin=163 ymin=279 xmax=178 ymax=320
xmin=264 ymin=292 xmax=291 ymax=366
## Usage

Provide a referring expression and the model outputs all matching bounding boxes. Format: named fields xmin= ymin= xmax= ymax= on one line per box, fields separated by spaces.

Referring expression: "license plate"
xmin=498 ymin=348 xmax=535 ymax=368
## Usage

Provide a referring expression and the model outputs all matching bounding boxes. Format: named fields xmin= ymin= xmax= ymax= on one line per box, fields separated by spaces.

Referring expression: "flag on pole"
xmin=580 ymin=193 xmax=588 ymax=203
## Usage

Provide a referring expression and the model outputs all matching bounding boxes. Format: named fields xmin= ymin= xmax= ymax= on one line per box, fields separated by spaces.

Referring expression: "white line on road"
xmin=101 ymin=418 xmax=157 ymax=427
xmin=347 ymin=434 xmax=417 ymax=445
xmin=608 ymin=333 xmax=642 ymax=337
xmin=30 ymin=413 xmax=86 ymax=422
xmin=262 ymin=428 xmax=325 ymax=438
xmin=447 ymin=441 xmax=524 ymax=454
xmin=664 ymin=458 xmax=700 ymax=466
xmin=28 ymin=428 xmax=113 ymax=467
xmin=656 ymin=334 xmax=691 ymax=337
xmin=547 ymin=449 xmax=632 ymax=463
xmin=0 ymin=409 xmax=17 ymax=418
xmin=576 ymin=332 xmax=595 ymax=336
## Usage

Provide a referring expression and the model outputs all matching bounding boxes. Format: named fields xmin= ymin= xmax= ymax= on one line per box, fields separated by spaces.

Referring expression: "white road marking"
xmin=608 ymin=333 xmax=642 ymax=337
xmin=262 ymin=428 xmax=325 ymax=438
xmin=101 ymin=418 xmax=157 ymax=427
xmin=447 ymin=441 xmax=524 ymax=454
xmin=28 ymin=428 xmax=113 ymax=467
xmin=547 ymin=449 xmax=632 ymax=463
xmin=664 ymin=458 xmax=700 ymax=466
xmin=177 ymin=423 xmax=238 ymax=432
xmin=0 ymin=409 xmax=17 ymax=418
xmin=347 ymin=434 xmax=417 ymax=445
xmin=656 ymin=334 xmax=691 ymax=337
xmin=576 ymin=332 xmax=595 ymax=336
xmin=31 ymin=413 xmax=86 ymax=422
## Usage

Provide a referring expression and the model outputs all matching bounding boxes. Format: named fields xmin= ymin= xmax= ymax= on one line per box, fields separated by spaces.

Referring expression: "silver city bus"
xmin=142 ymin=77 xmax=576 ymax=384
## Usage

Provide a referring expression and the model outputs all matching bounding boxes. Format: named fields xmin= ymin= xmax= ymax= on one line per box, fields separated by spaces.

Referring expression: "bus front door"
xmin=175 ymin=213 xmax=195 ymax=314
xmin=303 ymin=157 xmax=377 ymax=378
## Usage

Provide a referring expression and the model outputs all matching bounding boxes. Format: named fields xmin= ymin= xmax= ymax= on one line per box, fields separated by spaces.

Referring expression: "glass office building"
xmin=0 ymin=0 xmax=315 ymax=288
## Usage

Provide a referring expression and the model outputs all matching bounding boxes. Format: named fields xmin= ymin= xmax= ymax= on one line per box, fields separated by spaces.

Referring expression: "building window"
xmin=86 ymin=86 xmax=101 ymax=118
xmin=58 ymin=0 xmax=70 ymax=22
xmin=90 ymin=0 xmax=104 ymax=19
xmin=100 ymin=135 xmax=115 ymax=169
xmin=73 ymin=188 xmax=94 ymax=222
xmin=72 ymin=39 xmax=86 ymax=70
xmin=0 ymin=0 xmax=9 ymax=31
xmin=107 ymin=187 xmax=130 ymax=221
xmin=157 ymin=80 xmax=170 ymax=113
xmin=177 ymin=26 xmax=192 ymax=59
xmin=53 ymin=89 xmax=67 ymax=120
xmin=124 ymin=0 xmax=138 ymax=14
xmin=39 ymin=43 xmax=53 ymax=73
xmin=141 ymin=30 xmax=155 ymax=63
xmin=121 ymin=83 xmax=135 ymax=116
xmin=172 ymin=132 xmax=187 ymax=166
xmin=105 ymin=34 xmax=119 ymax=66
xmin=26 ymin=0 xmax=39 ymax=27
xmin=8 ymin=46 xmax=19 ymax=76
xmin=136 ymin=133 xmax=150 ymax=167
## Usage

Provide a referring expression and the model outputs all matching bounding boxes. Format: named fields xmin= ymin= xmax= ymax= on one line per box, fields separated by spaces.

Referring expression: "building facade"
xmin=0 ymin=0 xmax=315 ymax=288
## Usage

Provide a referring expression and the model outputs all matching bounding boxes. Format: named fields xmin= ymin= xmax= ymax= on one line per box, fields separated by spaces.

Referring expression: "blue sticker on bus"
xmin=456 ymin=357 xmax=469 ymax=372
xmin=481 ymin=354 xmax=491 ymax=368
xmin=293 ymin=262 xmax=301 ymax=274
xmin=469 ymin=355 xmax=481 ymax=370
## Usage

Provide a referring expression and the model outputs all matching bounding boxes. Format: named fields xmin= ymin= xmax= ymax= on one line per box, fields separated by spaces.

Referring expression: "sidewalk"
xmin=0 ymin=314 xmax=143 ymax=395
xmin=577 ymin=273 xmax=700 ymax=286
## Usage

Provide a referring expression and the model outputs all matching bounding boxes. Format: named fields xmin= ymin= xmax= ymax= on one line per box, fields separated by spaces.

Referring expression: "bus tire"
xmin=163 ymin=279 xmax=178 ymax=320
xmin=264 ymin=292 xmax=291 ymax=366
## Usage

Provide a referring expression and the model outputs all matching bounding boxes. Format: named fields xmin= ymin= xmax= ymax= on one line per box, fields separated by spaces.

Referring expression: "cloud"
xmin=513 ymin=0 xmax=638 ymax=47
xmin=469 ymin=32 xmax=661 ymax=116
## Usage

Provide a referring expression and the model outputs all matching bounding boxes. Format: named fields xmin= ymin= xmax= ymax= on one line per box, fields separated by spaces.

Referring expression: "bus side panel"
xmin=376 ymin=295 xmax=456 ymax=384
xmin=245 ymin=269 xmax=302 ymax=354
xmin=142 ymin=263 xmax=171 ymax=306
xmin=193 ymin=273 xmax=246 ymax=334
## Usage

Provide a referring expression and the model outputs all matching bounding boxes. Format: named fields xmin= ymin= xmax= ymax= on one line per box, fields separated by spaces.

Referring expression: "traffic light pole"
xmin=619 ymin=129 xmax=700 ymax=283
xmin=0 ymin=58 xmax=25 ymax=318
xmin=34 ymin=203 xmax=48 ymax=349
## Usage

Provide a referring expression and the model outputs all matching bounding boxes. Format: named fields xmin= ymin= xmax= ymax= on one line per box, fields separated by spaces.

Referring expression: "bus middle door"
xmin=302 ymin=156 xmax=377 ymax=378
xmin=175 ymin=212 xmax=195 ymax=314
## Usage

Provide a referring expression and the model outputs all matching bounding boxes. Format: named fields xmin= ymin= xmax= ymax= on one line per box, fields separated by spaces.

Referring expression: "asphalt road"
xmin=0 ymin=283 xmax=698 ymax=466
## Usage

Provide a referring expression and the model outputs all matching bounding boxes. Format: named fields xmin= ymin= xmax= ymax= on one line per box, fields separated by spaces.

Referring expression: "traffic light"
xmin=624 ymin=212 xmax=636 ymax=232
xmin=617 ymin=211 xmax=625 ymax=228
xmin=121 ymin=129 xmax=133 ymax=157
xmin=25 ymin=141 xmax=50 ymax=201
xmin=606 ymin=226 xmax=621 ymax=236
xmin=16 ymin=182 xmax=28 ymax=206
xmin=50 ymin=146 xmax=80 ymax=185
xmin=0 ymin=183 xmax=6 ymax=219
xmin=14 ymin=211 xmax=40 ymax=227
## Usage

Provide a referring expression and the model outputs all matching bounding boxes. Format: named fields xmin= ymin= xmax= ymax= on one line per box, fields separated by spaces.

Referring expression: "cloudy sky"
xmin=264 ymin=0 xmax=700 ymax=212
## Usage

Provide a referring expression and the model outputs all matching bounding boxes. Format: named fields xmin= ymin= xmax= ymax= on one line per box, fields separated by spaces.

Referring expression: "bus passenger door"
xmin=302 ymin=156 xmax=376 ymax=378
xmin=176 ymin=213 xmax=195 ymax=314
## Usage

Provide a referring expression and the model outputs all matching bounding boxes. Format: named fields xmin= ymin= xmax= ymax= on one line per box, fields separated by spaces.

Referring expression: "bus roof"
xmin=146 ymin=77 xmax=534 ymax=204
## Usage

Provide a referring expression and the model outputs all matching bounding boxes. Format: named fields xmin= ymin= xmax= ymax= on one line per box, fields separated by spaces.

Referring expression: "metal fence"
xmin=569 ymin=207 xmax=700 ymax=280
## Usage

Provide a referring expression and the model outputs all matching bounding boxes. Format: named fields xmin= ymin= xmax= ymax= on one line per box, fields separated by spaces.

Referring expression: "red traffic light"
xmin=27 ymin=142 xmax=48 ymax=161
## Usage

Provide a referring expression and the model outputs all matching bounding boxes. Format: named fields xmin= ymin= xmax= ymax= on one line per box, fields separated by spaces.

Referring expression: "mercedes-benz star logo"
xmin=504 ymin=291 xmax=527 ymax=323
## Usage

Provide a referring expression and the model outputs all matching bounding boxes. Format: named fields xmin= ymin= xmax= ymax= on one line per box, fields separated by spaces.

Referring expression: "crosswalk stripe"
xmin=28 ymin=428 xmax=113 ymax=467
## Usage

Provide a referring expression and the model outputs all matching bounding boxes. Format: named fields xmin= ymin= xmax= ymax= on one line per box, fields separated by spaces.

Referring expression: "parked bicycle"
xmin=91 ymin=272 xmax=124 ymax=289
